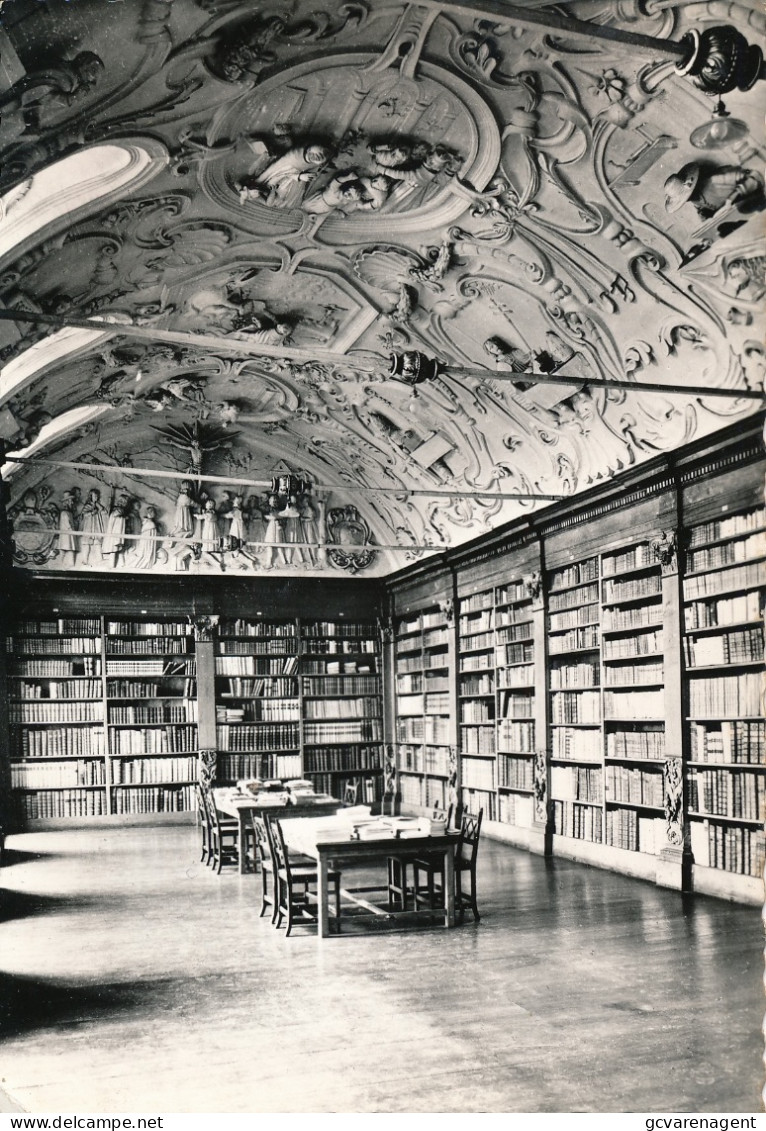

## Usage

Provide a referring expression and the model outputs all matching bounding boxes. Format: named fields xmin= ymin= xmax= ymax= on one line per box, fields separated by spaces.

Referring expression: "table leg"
xmin=317 ymin=854 xmax=330 ymax=938
xmin=239 ymin=811 xmax=247 ymax=875
xmin=443 ymin=843 xmax=455 ymax=928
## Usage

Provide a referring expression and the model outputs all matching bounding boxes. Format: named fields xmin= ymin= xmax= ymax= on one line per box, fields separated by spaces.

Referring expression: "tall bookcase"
xmin=300 ymin=619 xmax=383 ymax=804
xmin=547 ymin=555 xmax=603 ymax=844
xmin=105 ymin=618 xmax=198 ymax=816
xmin=214 ymin=616 xmax=301 ymax=783
xmin=495 ymin=578 xmax=536 ymax=832
xmin=601 ymin=541 xmax=666 ymax=855
xmin=393 ymin=603 xmax=453 ymax=811
xmin=7 ymin=617 xmax=106 ymax=820
xmin=683 ymin=504 xmax=765 ymax=899
xmin=458 ymin=588 xmax=497 ymax=820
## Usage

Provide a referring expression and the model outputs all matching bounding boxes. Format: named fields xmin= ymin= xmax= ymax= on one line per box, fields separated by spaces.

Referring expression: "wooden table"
xmin=280 ymin=815 xmax=459 ymax=938
xmin=213 ymin=791 xmax=340 ymax=873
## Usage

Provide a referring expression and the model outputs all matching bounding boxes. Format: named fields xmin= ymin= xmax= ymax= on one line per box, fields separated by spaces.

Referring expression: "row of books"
xmin=109 ymin=725 xmax=198 ymax=755
xmin=603 ymin=689 xmax=664 ymax=720
xmin=11 ymin=679 xmax=102 ymax=700
xmin=460 ymin=701 xmax=494 ymax=724
xmin=304 ymin=720 xmax=383 ymax=744
xmin=549 ymin=626 xmax=599 ymax=654
xmin=689 ymin=820 xmax=764 ymax=877
xmin=549 ymin=604 xmax=599 ymax=632
xmin=422 ymin=610 xmax=447 ymax=628
xmin=9 ymin=636 xmax=101 ymax=654
xmin=498 ymin=755 xmax=533 ymax=791
xmin=303 ymin=745 xmax=381 ymax=773
xmin=687 ymin=533 xmax=763 ymax=574
xmin=461 ymin=756 xmax=495 ymax=790
xmin=459 ymin=611 xmax=493 ymax=634
xmin=18 ymin=789 xmax=108 ymax=819
xmin=603 ymin=661 xmax=663 ymax=686
xmin=108 ymin=680 xmax=196 ymax=700
xmin=498 ymin=791 xmax=534 ymax=828
xmin=398 ymin=774 xmax=426 ymax=806
xmin=216 ymin=723 xmax=299 ymax=751
xmin=602 ymin=605 xmax=663 ymax=632
xmin=112 ymin=756 xmax=198 ymax=784
xmin=460 ymin=653 xmax=493 ymax=672
xmin=303 ymin=696 xmax=381 ymax=720
xmin=684 ymin=590 xmax=761 ymax=630
xmin=215 ymin=655 xmax=299 ymax=676
xmin=11 ymin=659 xmax=101 ymax=677
xmin=602 ymin=544 xmax=654 ymax=576
xmin=498 ymin=719 xmax=535 ymax=752
xmin=549 ymin=558 xmax=599 ymax=591
xmin=13 ymin=727 xmax=105 ymax=759
xmin=398 ymin=744 xmax=425 ymax=774
xmin=396 ymin=717 xmax=450 ymax=744
xmin=306 ymin=773 xmax=378 ymax=804
xmin=105 ymin=659 xmax=195 ymax=676
xmin=497 ymin=642 xmax=534 ymax=665
xmin=687 ymin=673 xmax=761 ymax=718
xmin=606 ymin=728 xmax=665 ymax=760
xmin=112 ymin=785 xmax=194 ymax=814
xmin=497 ymin=665 xmax=534 ymax=689
xmin=496 ymin=623 xmax=534 ymax=644
xmin=217 ymin=639 xmax=296 ymax=656
xmin=689 ymin=721 xmax=764 ymax=764
xmin=461 ymin=631 xmax=494 ymax=652
xmin=552 ymin=726 xmax=602 ymax=761
xmin=550 ymin=662 xmax=599 ymax=689
xmin=303 ymin=621 xmax=377 ymax=637
xmin=688 ymin=509 xmax=764 ymax=547
xmin=548 ymin=583 xmax=598 ymax=612
xmin=459 ymin=591 xmax=494 ymax=614
xmin=551 ymin=690 xmax=601 ymax=724
xmin=106 ymin=638 xmax=189 ymax=656
xmin=461 ymin=787 xmax=497 ymax=821
xmin=423 ymin=628 xmax=449 ymax=648
xmin=603 ymin=630 xmax=662 ymax=659
xmin=461 ymin=726 xmax=496 ymax=755
xmin=425 ymin=692 xmax=450 ymax=713
xmin=301 ymin=675 xmax=380 ymax=696
xmin=396 ymin=675 xmax=422 ymax=694
xmin=219 ymin=619 xmax=296 ymax=637
xmin=10 ymin=702 xmax=103 ymax=723
xmin=683 ymin=559 xmax=762 ymax=600
xmin=216 ymin=701 xmax=300 ymax=723
xmin=217 ymin=753 xmax=301 ymax=781
xmin=552 ymin=799 xmax=603 ymax=842
xmin=603 ymin=576 xmax=661 ymax=604
xmin=499 ymin=692 xmax=534 ymax=719
xmin=460 ymin=674 xmax=494 ymax=696
xmin=605 ymin=810 xmax=659 ymax=853
xmin=106 ymin=621 xmax=189 ymax=637
xmin=219 ymin=677 xmax=297 ymax=699
xmin=683 ymin=628 xmax=762 ymax=667
xmin=11 ymin=761 xmax=106 ymax=788
xmin=604 ymin=765 xmax=663 ymax=807
xmin=496 ymin=607 xmax=533 ymax=628
xmin=13 ymin=618 xmax=101 ymax=635
xmin=497 ymin=581 xmax=528 ymax=605
xmin=688 ymin=769 xmax=764 ymax=820
xmin=302 ymin=660 xmax=375 ymax=675
xmin=301 ymin=638 xmax=377 ymax=655
xmin=551 ymin=764 xmax=603 ymax=803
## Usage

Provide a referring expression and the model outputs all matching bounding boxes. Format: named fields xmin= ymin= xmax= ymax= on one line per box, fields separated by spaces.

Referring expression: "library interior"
xmin=0 ymin=0 xmax=763 ymax=1116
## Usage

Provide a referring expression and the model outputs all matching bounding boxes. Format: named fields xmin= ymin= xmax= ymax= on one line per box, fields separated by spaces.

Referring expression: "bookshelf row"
xmin=392 ymin=501 xmax=765 ymax=895
xmin=4 ymin=615 xmax=383 ymax=821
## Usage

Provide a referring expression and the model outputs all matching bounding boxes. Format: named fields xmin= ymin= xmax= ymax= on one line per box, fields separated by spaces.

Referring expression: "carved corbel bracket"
xmin=199 ymin=748 xmax=217 ymax=788
xmin=188 ymin=613 xmax=220 ymax=641
xmin=524 ymin=570 xmax=543 ymax=609
xmin=663 ymin=757 xmax=684 ymax=847
xmin=651 ymin=529 xmax=679 ymax=575
xmin=439 ymin=597 xmax=455 ymax=626
xmin=533 ymin=748 xmax=548 ymax=823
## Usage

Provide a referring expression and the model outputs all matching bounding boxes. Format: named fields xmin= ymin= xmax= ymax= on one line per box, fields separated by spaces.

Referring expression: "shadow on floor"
xmin=0 ymin=971 xmax=151 ymax=1040
xmin=1 ymin=847 xmax=65 ymax=867
xmin=0 ymin=888 xmax=118 ymax=924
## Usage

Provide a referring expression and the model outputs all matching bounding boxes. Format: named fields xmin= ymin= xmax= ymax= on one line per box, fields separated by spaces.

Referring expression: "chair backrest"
xmin=250 ymin=813 xmax=272 ymax=868
xmin=195 ymin=782 xmax=209 ymax=822
xmin=268 ymin=817 xmax=289 ymax=874
xmin=202 ymin=784 xmax=224 ymax=835
xmin=457 ymin=809 xmax=483 ymax=867
xmin=343 ymin=780 xmax=358 ymax=806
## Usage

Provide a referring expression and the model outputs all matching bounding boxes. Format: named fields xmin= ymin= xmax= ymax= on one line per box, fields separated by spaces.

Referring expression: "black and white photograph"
xmin=0 ymin=0 xmax=763 ymax=1117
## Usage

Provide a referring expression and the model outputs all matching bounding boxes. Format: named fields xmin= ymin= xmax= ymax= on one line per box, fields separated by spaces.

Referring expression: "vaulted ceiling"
xmin=0 ymin=0 xmax=763 ymax=578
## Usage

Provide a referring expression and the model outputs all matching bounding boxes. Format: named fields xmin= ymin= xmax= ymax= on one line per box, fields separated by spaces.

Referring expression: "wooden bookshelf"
xmin=300 ymin=619 xmax=383 ymax=804
xmin=458 ymin=587 xmax=497 ymax=820
xmin=682 ymin=505 xmax=765 ymax=901
xmin=495 ymin=577 xmax=536 ymax=833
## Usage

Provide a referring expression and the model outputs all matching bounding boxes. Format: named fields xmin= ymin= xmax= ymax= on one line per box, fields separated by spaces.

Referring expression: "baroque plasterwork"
xmin=0 ymin=0 xmax=763 ymax=577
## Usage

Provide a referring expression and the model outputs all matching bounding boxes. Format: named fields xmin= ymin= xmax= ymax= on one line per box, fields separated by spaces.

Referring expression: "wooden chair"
xmin=194 ymin=783 xmax=211 ymax=865
xmin=342 ymin=780 xmax=359 ymax=807
xmin=412 ymin=808 xmax=483 ymax=923
xmin=269 ymin=817 xmax=341 ymax=936
xmin=202 ymin=786 xmax=240 ymax=873
xmin=249 ymin=812 xmax=275 ymax=921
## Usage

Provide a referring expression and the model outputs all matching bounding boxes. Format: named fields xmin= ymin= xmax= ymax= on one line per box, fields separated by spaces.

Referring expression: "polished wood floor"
xmin=0 ymin=824 xmax=762 ymax=1114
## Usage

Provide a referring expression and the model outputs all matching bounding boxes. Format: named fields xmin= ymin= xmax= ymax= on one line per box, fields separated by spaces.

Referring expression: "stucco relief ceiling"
xmin=0 ymin=0 xmax=763 ymax=577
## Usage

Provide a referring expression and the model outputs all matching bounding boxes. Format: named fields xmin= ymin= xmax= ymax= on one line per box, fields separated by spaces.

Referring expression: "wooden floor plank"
xmin=0 ymin=825 xmax=762 ymax=1113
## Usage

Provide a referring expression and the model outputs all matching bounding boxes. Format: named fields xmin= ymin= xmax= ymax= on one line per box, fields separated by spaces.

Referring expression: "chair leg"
xmin=469 ymin=870 xmax=480 ymax=922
